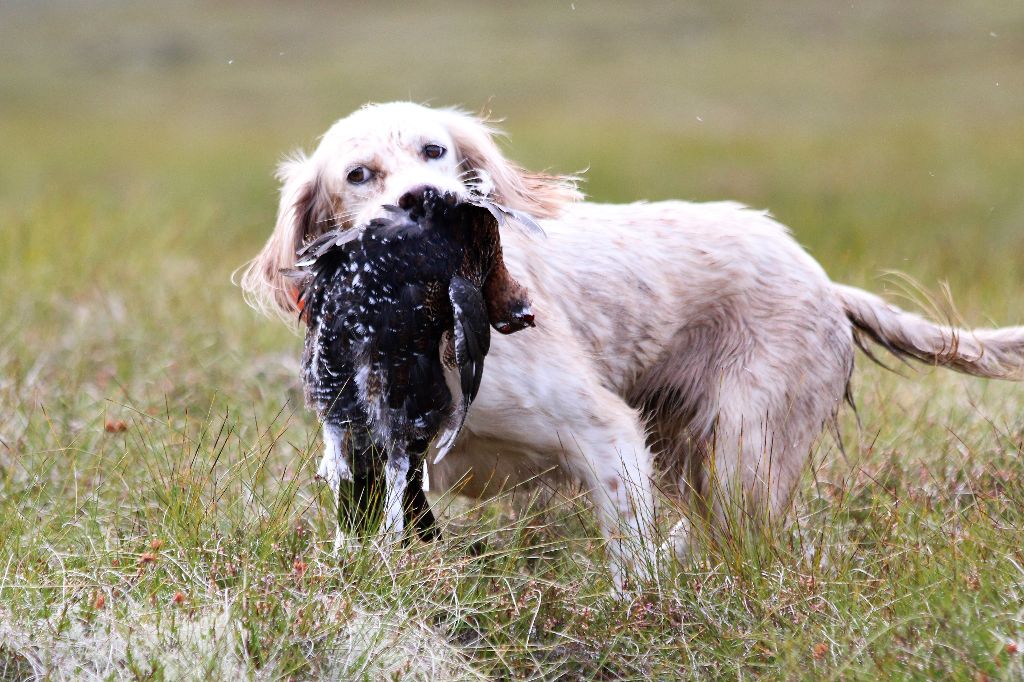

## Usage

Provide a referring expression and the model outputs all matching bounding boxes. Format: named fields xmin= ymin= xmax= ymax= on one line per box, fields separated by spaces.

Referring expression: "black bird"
xmin=295 ymin=190 xmax=537 ymax=542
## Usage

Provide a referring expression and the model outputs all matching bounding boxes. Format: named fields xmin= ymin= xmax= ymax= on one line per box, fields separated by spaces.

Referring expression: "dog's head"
xmin=241 ymin=102 xmax=581 ymax=320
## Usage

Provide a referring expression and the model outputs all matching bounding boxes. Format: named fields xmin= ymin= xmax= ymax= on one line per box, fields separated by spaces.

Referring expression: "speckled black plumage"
xmin=296 ymin=192 xmax=534 ymax=539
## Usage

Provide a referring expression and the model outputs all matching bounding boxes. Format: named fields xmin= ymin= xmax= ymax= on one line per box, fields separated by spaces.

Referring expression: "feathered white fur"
xmin=241 ymin=102 xmax=1024 ymax=589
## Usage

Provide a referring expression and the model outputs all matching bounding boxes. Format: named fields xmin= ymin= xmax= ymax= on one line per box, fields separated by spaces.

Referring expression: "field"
xmin=2 ymin=1 xmax=1023 ymax=679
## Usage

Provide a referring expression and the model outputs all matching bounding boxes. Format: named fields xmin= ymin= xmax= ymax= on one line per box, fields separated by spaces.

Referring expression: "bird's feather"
xmin=469 ymin=198 xmax=546 ymax=237
xmin=449 ymin=275 xmax=490 ymax=402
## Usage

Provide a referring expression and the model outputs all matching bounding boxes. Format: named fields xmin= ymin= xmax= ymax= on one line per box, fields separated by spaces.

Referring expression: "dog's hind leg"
xmin=697 ymin=348 xmax=850 ymax=549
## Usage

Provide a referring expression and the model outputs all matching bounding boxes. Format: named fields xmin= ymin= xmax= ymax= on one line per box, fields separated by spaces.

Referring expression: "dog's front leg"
xmin=465 ymin=334 xmax=662 ymax=593
xmin=581 ymin=442 xmax=659 ymax=592
xmin=553 ymin=388 xmax=661 ymax=594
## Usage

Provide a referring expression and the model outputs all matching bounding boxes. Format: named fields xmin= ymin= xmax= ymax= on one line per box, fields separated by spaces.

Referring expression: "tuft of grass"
xmin=2 ymin=1 xmax=1023 ymax=679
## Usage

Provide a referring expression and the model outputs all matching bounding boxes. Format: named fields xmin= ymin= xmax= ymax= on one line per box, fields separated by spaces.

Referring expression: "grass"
xmin=1 ymin=0 xmax=1023 ymax=679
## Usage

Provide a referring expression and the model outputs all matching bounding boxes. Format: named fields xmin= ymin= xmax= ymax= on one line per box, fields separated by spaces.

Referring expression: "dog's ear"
xmin=239 ymin=152 xmax=334 ymax=320
xmin=439 ymin=108 xmax=582 ymax=220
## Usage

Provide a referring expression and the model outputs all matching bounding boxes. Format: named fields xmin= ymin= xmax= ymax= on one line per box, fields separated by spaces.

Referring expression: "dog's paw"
xmin=661 ymin=517 xmax=693 ymax=565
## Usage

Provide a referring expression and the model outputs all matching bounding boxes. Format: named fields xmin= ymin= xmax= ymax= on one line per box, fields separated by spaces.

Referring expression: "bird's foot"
xmin=315 ymin=424 xmax=352 ymax=491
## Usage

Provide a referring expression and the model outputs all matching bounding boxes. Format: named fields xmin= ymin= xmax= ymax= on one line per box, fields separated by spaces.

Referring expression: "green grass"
xmin=1 ymin=1 xmax=1023 ymax=679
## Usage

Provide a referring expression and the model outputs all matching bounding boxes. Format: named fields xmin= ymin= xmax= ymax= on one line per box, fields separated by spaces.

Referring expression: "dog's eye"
xmin=423 ymin=144 xmax=446 ymax=160
xmin=347 ymin=166 xmax=374 ymax=185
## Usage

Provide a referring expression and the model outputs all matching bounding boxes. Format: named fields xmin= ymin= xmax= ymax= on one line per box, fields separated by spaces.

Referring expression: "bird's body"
xmin=296 ymin=192 xmax=534 ymax=540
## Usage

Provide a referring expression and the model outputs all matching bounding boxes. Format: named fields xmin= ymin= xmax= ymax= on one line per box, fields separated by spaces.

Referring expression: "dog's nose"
xmin=398 ymin=185 xmax=439 ymax=211
xmin=397 ymin=186 xmax=458 ymax=213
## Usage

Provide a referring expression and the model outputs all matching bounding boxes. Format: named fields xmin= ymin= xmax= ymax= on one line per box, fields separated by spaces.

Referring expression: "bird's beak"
xmin=494 ymin=305 xmax=535 ymax=335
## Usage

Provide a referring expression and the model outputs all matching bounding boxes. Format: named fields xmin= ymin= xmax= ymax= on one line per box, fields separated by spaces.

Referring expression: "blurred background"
xmin=1 ymin=0 xmax=1022 ymax=437
xmin=3 ymin=2 xmax=1023 ymax=281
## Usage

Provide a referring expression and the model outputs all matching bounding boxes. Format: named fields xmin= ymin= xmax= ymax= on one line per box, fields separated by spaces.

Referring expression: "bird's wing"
xmin=433 ymin=276 xmax=490 ymax=464
xmin=449 ymin=275 xmax=490 ymax=401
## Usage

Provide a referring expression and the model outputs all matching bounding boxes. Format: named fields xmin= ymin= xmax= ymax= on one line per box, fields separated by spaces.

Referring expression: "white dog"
xmin=242 ymin=102 xmax=1024 ymax=589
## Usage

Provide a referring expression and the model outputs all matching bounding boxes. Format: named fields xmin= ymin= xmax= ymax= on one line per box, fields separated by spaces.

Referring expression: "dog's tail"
xmin=834 ymin=283 xmax=1024 ymax=380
